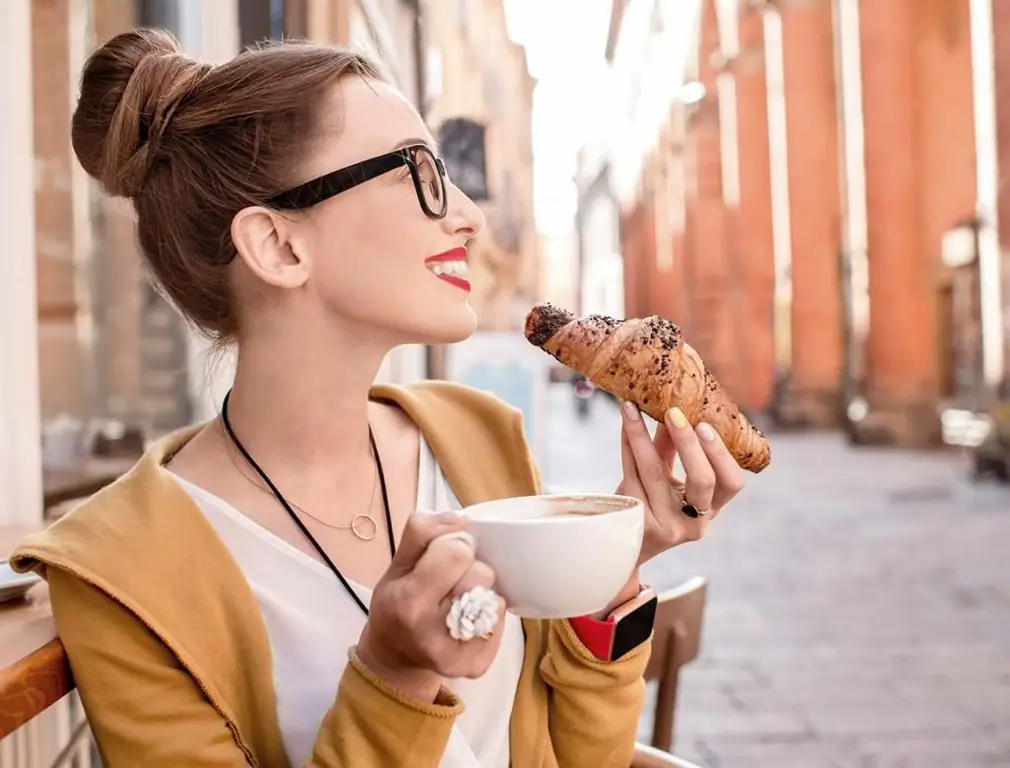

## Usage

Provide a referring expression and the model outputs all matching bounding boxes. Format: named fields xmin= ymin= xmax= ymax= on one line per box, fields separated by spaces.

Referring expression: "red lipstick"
xmin=425 ymin=247 xmax=470 ymax=292
xmin=424 ymin=247 xmax=468 ymax=264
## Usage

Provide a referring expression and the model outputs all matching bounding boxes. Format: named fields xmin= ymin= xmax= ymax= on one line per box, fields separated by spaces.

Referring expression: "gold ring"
xmin=681 ymin=503 xmax=711 ymax=518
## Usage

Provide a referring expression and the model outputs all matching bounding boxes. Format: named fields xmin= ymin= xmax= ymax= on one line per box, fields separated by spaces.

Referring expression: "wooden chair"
xmin=643 ymin=576 xmax=708 ymax=753
xmin=0 ymin=639 xmax=75 ymax=740
xmin=632 ymin=742 xmax=706 ymax=768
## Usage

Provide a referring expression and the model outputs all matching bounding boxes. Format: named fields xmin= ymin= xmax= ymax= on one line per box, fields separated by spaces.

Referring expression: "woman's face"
xmin=241 ymin=75 xmax=486 ymax=347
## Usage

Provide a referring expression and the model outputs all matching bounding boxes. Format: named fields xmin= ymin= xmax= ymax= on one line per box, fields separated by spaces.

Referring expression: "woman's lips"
xmin=425 ymin=247 xmax=470 ymax=292
xmin=436 ymin=274 xmax=471 ymax=292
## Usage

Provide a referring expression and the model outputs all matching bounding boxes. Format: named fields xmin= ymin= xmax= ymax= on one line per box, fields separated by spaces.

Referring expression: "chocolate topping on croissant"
xmin=524 ymin=303 xmax=770 ymax=473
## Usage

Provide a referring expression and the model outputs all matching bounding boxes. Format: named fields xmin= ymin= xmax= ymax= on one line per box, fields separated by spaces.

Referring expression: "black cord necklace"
xmin=219 ymin=389 xmax=394 ymax=616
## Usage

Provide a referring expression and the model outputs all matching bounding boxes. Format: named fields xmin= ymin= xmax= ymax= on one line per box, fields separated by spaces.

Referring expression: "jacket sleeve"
xmin=47 ymin=568 xmax=460 ymax=768
xmin=538 ymin=618 xmax=651 ymax=767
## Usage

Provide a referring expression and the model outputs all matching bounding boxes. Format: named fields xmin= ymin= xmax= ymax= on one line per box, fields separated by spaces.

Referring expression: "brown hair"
xmin=71 ymin=29 xmax=384 ymax=341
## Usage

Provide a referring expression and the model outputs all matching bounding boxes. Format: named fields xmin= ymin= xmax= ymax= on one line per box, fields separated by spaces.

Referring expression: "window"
xmin=238 ymin=0 xmax=284 ymax=47
xmin=437 ymin=118 xmax=490 ymax=201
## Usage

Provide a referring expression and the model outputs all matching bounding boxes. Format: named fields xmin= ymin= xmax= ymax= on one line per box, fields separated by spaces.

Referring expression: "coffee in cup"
xmin=460 ymin=494 xmax=644 ymax=618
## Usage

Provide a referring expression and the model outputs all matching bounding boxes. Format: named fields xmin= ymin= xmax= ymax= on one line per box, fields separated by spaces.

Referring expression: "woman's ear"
xmin=231 ymin=206 xmax=309 ymax=290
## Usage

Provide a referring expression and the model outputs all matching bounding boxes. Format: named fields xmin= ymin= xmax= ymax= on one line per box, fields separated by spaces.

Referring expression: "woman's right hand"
xmin=355 ymin=511 xmax=506 ymax=702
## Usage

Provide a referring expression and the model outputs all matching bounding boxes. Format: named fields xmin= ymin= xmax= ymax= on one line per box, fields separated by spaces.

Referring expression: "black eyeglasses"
xmin=266 ymin=144 xmax=449 ymax=219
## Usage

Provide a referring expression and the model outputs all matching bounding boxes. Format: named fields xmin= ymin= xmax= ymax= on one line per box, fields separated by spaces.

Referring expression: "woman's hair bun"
xmin=71 ymin=28 xmax=208 ymax=198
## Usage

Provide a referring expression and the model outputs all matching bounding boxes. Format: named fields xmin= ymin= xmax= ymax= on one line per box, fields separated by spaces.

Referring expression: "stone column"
xmin=776 ymin=0 xmax=844 ymax=427
xmin=730 ymin=2 xmax=776 ymax=416
xmin=0 ymin=0 xmax=44 ymax=525
xmin=858 ymin=0 xmax=931 ymax=441
xmin=683 ymin=0 xmax=742 ymax=399
xmin=920 ymin=0 xmax=979 ymax=403
xmin=856 ymin=0 xmax=976 ymax=444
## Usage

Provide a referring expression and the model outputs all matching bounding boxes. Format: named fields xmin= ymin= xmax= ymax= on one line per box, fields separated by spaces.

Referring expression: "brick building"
xmin=605 ymin=0 xmax=1004 ymax=445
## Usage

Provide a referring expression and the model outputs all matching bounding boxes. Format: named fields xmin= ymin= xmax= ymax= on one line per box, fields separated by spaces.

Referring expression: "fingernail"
xmin=697 ymin=422 xmax=717 ymax=442
xmin=623 ymin=401 xmax=640 ymax=420
xmin=666 ymin=407 xmax=688 ymax=429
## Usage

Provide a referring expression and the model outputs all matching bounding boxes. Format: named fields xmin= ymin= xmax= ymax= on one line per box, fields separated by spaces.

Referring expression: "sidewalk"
xmin=540 ymin=385 xmax=1010 ymax=767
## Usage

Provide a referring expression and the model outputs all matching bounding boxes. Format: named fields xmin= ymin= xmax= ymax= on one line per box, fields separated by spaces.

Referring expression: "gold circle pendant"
xmin=350 ymin=514 xmax=378 ymax=541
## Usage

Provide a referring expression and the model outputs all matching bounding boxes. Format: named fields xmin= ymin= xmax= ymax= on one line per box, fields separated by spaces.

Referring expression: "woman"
xmin=13 ymin=29 xmax=745 ymax=767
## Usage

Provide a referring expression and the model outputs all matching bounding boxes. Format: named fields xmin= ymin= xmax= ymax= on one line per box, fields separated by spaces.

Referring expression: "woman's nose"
xmin=441 ymin=182 xmax=486 ymax=239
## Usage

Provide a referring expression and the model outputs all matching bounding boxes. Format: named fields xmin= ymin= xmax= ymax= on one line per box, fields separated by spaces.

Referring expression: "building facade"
xmin=423 ymin=0 xmax=538 ymax=335
xmin=574 ymin=144 xmax=624 ymax=320
xmin=606 ymin=0 xmax=1004 ymax=444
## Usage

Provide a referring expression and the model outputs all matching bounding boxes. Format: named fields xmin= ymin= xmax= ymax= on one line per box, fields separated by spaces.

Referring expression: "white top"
xmin=167 ymin=438 xmax=524 ymax=767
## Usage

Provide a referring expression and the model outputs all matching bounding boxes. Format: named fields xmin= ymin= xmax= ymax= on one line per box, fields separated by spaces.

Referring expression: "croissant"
xmin=524 ymin=303 xmax=770 ymax=473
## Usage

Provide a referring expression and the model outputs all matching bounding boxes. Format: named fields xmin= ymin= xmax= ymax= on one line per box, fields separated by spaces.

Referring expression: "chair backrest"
xmin=645 ymin=576 xmax=707 ymax=682
xmin=632 ymin=743 xmax=706 ymax=768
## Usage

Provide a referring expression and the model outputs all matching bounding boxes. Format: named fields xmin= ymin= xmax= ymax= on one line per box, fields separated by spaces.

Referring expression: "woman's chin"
xmin=404 ymin=304 xmax=478 ymax=346
xmin=435 ymin=305 xmax=479 ymax=344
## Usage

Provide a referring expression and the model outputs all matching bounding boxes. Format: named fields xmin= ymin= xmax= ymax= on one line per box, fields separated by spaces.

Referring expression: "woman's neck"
xmin=224 ymin=326 xmax=392 ymax=472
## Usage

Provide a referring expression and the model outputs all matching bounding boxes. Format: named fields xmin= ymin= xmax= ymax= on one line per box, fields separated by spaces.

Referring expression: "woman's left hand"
xmin=617 ymin=400 xmax=745 ymax=566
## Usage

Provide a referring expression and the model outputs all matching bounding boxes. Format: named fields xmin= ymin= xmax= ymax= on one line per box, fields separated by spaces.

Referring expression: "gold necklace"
xmin=220 ymin=423 xmax=380 ymax=541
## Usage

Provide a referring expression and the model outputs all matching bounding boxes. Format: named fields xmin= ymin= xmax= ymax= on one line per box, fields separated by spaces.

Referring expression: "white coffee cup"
xmin=460 ymin=493 xmax=645 ymax=619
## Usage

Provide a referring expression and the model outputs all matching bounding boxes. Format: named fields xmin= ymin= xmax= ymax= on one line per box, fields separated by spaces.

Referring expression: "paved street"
xmin=540 ymin=384 xmax=1010 ymax=767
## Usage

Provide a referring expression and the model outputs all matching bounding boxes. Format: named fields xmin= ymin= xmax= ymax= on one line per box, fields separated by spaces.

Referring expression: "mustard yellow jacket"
xmin=13 ymin=381 xmax=650 ymax=767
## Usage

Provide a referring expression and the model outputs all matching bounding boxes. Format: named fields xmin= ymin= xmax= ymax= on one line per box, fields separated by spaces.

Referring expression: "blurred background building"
xmin=605 ymin=0 xmax=1008 ymax=451
xmin=5 ymin=0 xmax=1010 ymax=515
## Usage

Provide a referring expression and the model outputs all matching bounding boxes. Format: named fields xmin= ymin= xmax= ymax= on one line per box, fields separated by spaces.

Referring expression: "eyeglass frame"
xmin=265 ymin=143 xmax=449 ymax=219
